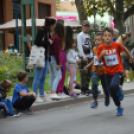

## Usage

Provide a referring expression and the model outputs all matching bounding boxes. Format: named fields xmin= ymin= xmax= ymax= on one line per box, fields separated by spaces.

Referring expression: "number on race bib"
xmin=104 ymin=54 xmax=119 ymax=66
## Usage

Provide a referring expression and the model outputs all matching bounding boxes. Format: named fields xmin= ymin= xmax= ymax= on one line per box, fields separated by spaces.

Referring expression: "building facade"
xmin=0 ymin=0 xmax=56 ymax=50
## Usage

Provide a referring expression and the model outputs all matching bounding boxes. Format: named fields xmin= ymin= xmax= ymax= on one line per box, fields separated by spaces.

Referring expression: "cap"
xmin=82 ymin=20 xmax=90 ymax=26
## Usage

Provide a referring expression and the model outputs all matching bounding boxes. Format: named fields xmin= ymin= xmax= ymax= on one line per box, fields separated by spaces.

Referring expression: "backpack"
xmin=63 ymin=86 xmax=70 ymax=95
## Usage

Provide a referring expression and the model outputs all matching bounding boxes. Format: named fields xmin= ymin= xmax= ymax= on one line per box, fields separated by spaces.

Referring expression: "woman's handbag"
xmin=28 ymin=45 xmax=45 ymax=68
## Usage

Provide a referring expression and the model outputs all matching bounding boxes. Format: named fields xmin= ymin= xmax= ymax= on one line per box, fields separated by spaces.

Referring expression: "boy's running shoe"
xmin=117 ymin=88 xmax=124 ymax=101
xmin=105 ymin=97 xmax=110 ymax=107
xmin=91 ymin=101 xmax=98 ymax=109
xmin=117 ymin=107 xmax=124 ymax=116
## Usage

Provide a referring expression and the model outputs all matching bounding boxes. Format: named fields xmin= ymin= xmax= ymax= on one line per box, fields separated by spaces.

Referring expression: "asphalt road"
xmin=1 ymin=94 xmax=134 ymax=134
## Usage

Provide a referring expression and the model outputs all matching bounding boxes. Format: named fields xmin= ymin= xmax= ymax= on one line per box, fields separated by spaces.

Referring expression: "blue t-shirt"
xmin=12 ymin=83 xmax=30 ymax=104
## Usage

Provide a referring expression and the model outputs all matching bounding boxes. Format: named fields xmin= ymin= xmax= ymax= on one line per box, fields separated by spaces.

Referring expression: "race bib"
xmin=94 ymin=56 xmax=103 ymax=65
xmin=104 ymin=54 xmax=119 ymax=66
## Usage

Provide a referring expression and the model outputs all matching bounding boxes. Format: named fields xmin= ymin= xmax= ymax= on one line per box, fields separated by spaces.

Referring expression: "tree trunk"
xmin=114 ymin=0 xmax=125 ymax=35
xmin=75 ymin=0 xmax=87 ymax=24
xmin=114 ymin=14 xmax=125 ymax=35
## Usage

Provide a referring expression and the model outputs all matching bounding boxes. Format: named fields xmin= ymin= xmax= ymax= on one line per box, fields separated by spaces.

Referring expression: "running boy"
xmin=0 ymin=80 xmax=14 ymax=116
xmin=97 ymin=27 xmax=133 ymax=116
xmin=12 ymin=71 xmax=36 ymax=115
xmin=84 ymin=32 xmax=109 ymax=108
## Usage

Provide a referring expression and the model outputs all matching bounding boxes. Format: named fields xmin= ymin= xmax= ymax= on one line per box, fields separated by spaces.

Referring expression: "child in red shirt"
xmin=97 ymin=27 xmax=133 ymax=116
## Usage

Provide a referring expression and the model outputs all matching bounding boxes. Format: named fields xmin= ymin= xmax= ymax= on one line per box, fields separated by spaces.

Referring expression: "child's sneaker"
xmin=117 ymin=88 xmax=124 ymax=101
xmin=105 ymin=97 xmax=110 ymax=107
xmin=69 ymin=92 xmax=77 ymax=98
xmin=117 ymin=107 xmax=124 ymax=116
xmin=91 ymin=101 xmax=98 ymax=109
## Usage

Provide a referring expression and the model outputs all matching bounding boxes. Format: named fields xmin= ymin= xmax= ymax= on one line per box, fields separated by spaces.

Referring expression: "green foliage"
xmin=83 ymin=0 xmax=134 ymax=18
xmin=0 ymin=51 xmax=23 ymax=83
xmin=56 ymin=0 xmax=61 ymax=10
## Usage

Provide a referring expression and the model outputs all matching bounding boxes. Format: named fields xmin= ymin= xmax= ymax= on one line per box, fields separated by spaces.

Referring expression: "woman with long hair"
xmin=116 ymin=34 xmax=128 ymax=86
xmin=33 ymin=17 xmax=56 ymax=102
xmin=49 ymin=23 xmax=65 ymax=100
xmin=56 ymin=21 xmax=68 ymax=98
xmin=116 ymin=34 xmax=127 ymax=45
xmin=117 ymin=34 xmax=134 ymax=83
xmin=65 ymin=26 xmax=74 ymax=51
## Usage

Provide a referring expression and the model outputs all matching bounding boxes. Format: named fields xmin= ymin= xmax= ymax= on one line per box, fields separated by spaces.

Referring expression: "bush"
xmin=0 ymin=51 xmax=23 ymax=84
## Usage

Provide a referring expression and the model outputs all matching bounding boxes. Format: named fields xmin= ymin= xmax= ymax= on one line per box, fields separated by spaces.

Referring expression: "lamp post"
xmin=93 ymin=5 xmax=98 ymax=31
xmin=13 ymin=0 xmax=19 ymax=51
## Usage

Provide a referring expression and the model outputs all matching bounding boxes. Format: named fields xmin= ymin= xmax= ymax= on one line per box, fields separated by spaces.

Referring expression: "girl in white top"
xmin=66 ymin=39 xmax=81 ymax=97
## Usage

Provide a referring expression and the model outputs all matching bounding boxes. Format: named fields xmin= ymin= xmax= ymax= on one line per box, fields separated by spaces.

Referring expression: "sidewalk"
xmin=0 ymin=82 xmax=134 ymax=119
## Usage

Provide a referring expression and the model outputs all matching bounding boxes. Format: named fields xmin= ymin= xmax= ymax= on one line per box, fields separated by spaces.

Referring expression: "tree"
xmin=75 ymin=0 xmax=87 ymax=24
xmin=76 ymin=0 xmax=134 ymax=35
xmin=56 ymin=0 xmax=61 ymax=10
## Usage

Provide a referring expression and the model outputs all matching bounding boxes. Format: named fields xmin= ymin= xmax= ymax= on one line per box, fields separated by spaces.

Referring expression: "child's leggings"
xmin=56 ymin=50 xmax=66 ymax=93
xmin=91 ymin=71 xmax=109 ymax=100
xmin=68 ymin=65 xmax=76 ymax=84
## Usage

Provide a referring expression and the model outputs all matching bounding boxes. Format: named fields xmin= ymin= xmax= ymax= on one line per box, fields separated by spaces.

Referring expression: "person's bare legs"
xmin=69 ymin=83 xmax=74 ymax=93
xmin=125 ymin=70 xmax=130 ymax=82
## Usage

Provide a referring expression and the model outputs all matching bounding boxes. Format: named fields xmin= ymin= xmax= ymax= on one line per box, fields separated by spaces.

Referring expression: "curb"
xmin=0 ymin=89 xmax=134 ymax=119
xmin=32 ymin=88 xmax=134 ymax=111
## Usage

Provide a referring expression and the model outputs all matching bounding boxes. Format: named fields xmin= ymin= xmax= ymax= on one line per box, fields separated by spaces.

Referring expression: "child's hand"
xmin=84 ymin=65 xmax=89 ymax=70
xmin=32 ymin=92 xmax=36 ymax=98
xmin=56 ymin=65 xmax=61 ymax=70
xmin=101 ymin=50 xmax=106 ymax=56
xmin=49 ymin=39 xmax=53 ymax=45
xmin=76 ymin=59 xmax=81 ymax=63
xmin=129 ymin=57 xmax=133 ymax=63
xmin=83 ymin=58 xmax=88 ymax=63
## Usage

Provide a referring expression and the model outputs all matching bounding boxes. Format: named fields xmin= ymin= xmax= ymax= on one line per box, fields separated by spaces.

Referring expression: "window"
xmin=38 ymin=3 xmax=51 ymax=19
